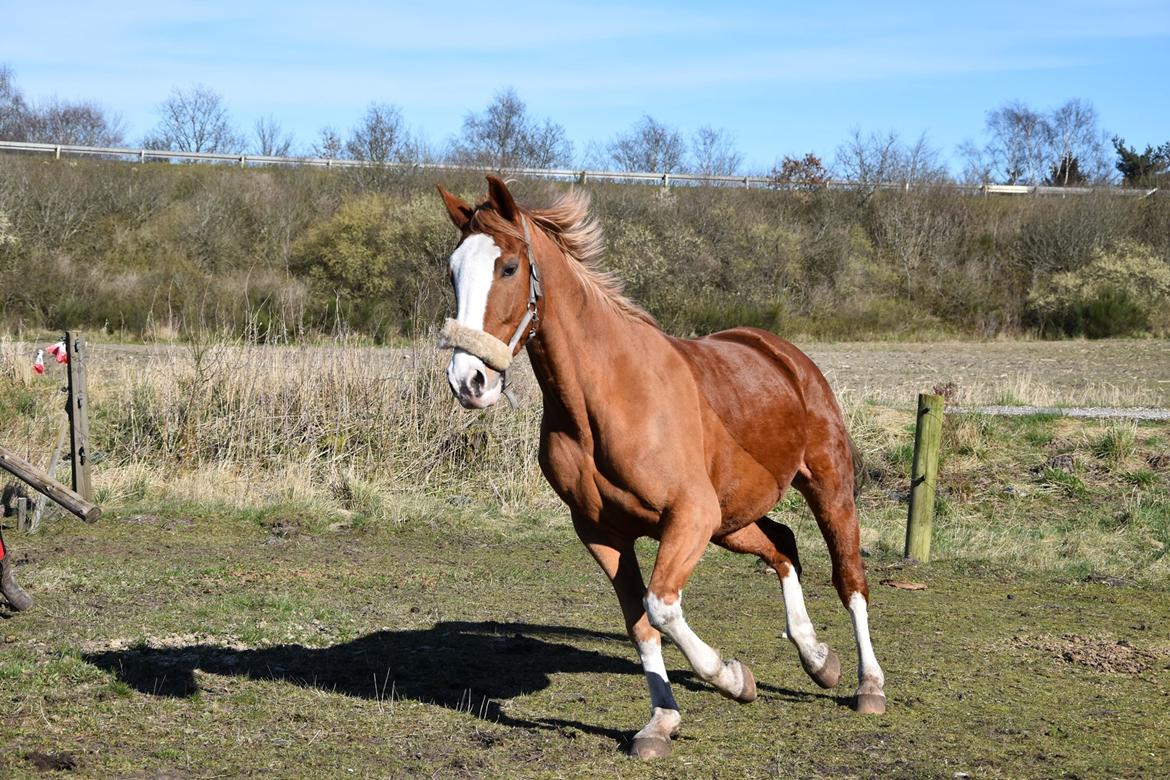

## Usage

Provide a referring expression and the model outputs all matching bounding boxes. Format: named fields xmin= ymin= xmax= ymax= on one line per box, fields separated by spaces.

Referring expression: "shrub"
xmin=1028 ymin=240 xmax=1170 ymax=336
xmin=290 ymin=192 xmax=451 ymax=339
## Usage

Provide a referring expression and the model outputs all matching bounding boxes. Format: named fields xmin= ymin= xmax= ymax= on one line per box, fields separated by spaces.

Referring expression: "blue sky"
xmin=3 ymin=0 xmax=1168 ymax=172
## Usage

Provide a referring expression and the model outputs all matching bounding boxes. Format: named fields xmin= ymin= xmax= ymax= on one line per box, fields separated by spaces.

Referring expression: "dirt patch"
xmin=25 ymin=751 xmax=78 ymax=772
xmin=1011 ymin=634 xmax=1165 ymax=675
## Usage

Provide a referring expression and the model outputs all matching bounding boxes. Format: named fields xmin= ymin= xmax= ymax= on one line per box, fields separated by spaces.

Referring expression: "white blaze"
xmin=447 ymin=233 xmax=503 ymax=403
xmin=449 ymin=233 xmax=501 ymax=331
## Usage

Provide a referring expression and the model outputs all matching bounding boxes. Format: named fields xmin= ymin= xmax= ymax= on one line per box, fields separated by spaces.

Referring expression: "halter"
xmin=438 ymin=216 xmax=542 ymax=374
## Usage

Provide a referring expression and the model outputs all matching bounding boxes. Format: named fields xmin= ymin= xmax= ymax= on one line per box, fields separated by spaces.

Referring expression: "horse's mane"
xmin=469 ymin=189 xmax=656 ymax=327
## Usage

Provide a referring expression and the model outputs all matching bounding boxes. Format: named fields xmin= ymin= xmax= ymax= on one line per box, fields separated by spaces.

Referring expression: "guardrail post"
xmin=904 ymin=393 xmax=944 ymax=562
xmin=54 ymin=145 xmax=61 ymax=160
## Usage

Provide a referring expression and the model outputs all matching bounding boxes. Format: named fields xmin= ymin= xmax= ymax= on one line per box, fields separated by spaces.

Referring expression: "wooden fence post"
xmin=16 ymin=497 xmax=27 ymax=531
xmin=65 ymin=331 xmax=93 ymax=502
xmin=904 ymin=393 xmax=944 ymax=562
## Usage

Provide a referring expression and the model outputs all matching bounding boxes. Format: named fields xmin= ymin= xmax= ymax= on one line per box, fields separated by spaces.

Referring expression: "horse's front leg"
xmin=574 ymin=516 xmax=681 ymax=760
xmin=645 ymin=498 xmax=758 ymax=704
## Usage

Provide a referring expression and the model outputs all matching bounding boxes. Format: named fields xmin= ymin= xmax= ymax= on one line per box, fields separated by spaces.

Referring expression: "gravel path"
xmin=957 ymin=405 xmax=1170 ymax=421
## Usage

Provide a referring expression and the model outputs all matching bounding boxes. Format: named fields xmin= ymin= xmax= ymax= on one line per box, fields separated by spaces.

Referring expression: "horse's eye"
xmin=502 ymin=262 xmax=518 ymax=278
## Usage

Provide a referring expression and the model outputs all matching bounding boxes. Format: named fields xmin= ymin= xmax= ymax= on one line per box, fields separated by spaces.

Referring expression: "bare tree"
xmin=0 ymin=65 xmax=122 ymax=145
xmin=254 ymin=115 xmax=293 ymax=157
xmin=449 ymin=88 xmax=572 ymax=170
xmin=834 ymin=129 xmax=948 ymax=195
xmin=1044 ymin=99 xmax=1110 ymax=185
xmin=982 ymin=101 xmax=1049 ymax=184
xmin=312 ymin=127 xmax=344 ymax=160
xmin=691 ymin=126 xmax=742 ymax=176
xmin=144 ymin=84 xmax=243 ymax=153
xmin=957 ymin=139 xmax=993 ymax=185
xmin=0 ymin=64 xmax=30 ymax=140
xmin=345 ymin=102 xmax=411 ymax=164
xmin=608 ymin=115 xmax=686 ymax=173
xmin=835 ymin=129 xmax=900 ymax=187
xmin=968 ymin=99 xmax=1110 ymax=186
xmin=29 ymin=99 xmax=124 ymax=146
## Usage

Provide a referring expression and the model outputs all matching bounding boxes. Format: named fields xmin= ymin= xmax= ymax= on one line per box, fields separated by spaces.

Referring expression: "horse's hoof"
xmin=853 ymin=692 xmax=887 ymax=714
xmin=630 ymin=735 xmax=672 ymax=759
xmin=719 ymin=659 xmax=757 ymax=703
xmin=805 ymin=648 xmax=841 ymax=689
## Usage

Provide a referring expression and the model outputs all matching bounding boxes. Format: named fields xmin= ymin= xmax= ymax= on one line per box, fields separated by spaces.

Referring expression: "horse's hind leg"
xmin=715 ymin=519 xmax=841 ymax=689
xmin=794 ymin=454 xmax=887 ymax=714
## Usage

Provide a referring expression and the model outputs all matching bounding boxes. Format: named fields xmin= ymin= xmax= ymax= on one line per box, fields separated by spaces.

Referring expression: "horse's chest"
xmin=538 ymin=426 xmax=663 ymax=530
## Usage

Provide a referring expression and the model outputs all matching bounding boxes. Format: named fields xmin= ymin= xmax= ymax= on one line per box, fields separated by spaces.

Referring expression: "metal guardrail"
xmin=0 ymin=139 xmax=1160 ymax=198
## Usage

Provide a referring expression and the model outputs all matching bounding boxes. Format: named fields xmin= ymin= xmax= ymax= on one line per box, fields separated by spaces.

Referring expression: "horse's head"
xmin=436 ymin=176 xmax=540 ymax=409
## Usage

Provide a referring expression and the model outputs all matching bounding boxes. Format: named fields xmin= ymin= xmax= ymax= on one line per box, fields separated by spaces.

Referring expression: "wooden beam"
xmin=0 ymin=445 xmax=101 ymax=523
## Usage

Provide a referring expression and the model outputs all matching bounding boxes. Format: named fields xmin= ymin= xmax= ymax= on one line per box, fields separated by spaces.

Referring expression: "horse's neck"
xmin=525 ymin=245 xmax=650 ymax=431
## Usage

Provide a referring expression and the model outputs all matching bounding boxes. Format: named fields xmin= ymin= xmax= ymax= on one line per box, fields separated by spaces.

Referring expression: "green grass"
xmin=2 ymin=511 xmax=1169 ymax=778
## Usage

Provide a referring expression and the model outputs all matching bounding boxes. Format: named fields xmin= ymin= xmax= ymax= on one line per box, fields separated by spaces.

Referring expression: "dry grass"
xmin=1 ymin=337 xmax=553 ymax=518
xmin=2 ymin=337 xmax=1168 ymax=582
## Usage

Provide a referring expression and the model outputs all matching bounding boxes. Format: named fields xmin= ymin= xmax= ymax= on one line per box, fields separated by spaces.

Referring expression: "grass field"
xmin=2 ymin=338 xmax=1169 ymax=777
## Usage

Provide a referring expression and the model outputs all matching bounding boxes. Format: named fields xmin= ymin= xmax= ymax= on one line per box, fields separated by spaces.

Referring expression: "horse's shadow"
xmin=83 ymin=620 xmax=838 ymax=746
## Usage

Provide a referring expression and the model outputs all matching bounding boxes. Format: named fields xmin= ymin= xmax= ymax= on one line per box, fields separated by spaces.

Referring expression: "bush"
xmin=290 ymin=192 xmax=451 ymax=339
xmin=1028 ymin=240 xmax=1170 ymax=337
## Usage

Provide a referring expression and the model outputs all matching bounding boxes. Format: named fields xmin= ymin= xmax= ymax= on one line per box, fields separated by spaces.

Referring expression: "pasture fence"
xmin=0 ymin=331 xmax=100 ymax=525
xmin=0 ymin=139 xmax=1162 ymax=198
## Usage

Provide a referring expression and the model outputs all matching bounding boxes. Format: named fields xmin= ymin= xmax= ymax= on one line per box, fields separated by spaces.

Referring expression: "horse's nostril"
xmin=470 ymin=369 xmax=486 ymax=394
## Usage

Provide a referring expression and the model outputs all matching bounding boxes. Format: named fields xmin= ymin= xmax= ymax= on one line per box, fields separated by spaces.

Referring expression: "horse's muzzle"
xmin=447 ymin=350 xmax=503 ymax=409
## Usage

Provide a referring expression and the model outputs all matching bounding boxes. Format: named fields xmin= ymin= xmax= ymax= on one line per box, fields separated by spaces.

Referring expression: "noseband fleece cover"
xmin=438 ymin=318 xmax=516 ymax=373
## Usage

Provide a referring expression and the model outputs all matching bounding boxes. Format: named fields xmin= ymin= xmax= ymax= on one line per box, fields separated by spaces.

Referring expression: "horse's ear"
xmin=437 ymin=185 xmax=474 ymax=230
xmin=485 ymin=175 xmax=518 ymax=223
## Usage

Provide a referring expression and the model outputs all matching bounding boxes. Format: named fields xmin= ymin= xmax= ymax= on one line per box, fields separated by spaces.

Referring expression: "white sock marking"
xmin=848 ymin=592 xmax=884 ymax=689
xmin=645 ymin=592 xmax=743 ymax=695
xmin=781 ymin=568 xmax=828 ymax=669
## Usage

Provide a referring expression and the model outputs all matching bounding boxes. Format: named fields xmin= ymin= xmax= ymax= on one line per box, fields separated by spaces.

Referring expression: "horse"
xmin=435 ymin=176 xmax=886 ymax=759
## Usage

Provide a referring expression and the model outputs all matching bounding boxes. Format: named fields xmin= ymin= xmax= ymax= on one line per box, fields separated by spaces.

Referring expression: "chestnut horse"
xmin=436 ymin=177 xmax=886 ymax=759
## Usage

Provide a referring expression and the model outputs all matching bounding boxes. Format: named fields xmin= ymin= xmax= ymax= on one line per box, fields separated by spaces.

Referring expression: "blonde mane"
xmin=470 ymin=189 xmax=655 ymax=326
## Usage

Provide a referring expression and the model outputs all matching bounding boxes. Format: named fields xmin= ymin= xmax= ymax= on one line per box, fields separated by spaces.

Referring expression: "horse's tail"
xmin=847 ymin=432 xmax=865 ymax=500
